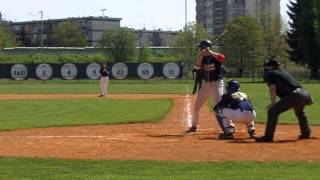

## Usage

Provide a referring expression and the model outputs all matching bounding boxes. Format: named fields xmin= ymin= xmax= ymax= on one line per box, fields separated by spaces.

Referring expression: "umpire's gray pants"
xmin=264 ymin=89 xmax=312 ymax=138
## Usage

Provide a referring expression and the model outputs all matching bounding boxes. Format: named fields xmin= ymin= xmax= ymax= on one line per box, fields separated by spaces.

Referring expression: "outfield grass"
xmin=239 ymin=83 xmax=319 ymax=125
xmin=0 ymin=80 xmax=319 ymax=127
xmin=0 ymin=99 xmax=172 ymax=131
xmin=0 ymin=157 xmax=319 ymax=179
xmin=0 ymin=80 xmax=194 ymax=94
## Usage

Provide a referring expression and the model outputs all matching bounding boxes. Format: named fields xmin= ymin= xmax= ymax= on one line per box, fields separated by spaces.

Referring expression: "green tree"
xmin=299 ymin=0 xmax=319 ymax=79
xmin=287 ymin=0 xmax=320 ymax=79
xmin=0 ymin=24 xmax=16 ymax=48
xmin=137 ymin=46 xmax=152 ymax=62
xmin=17 ymin=26 xmax=32 ymax=47
xmin=258 ymin=13 xmax=287 ymax=62
xmin=171 ymin=22 xmax=212 ymax=71
xmin=286 ymin=0 xmax=304 ymax=66
xmin=316 ymin=0 xmax=320 ymax=59
xmin=99 ymin=27 xmax=136 ymax=62
xmin=221 ymin=16 xmax=263 ymax=77
xmin=50 ymin=21 xmax=86 ymax=47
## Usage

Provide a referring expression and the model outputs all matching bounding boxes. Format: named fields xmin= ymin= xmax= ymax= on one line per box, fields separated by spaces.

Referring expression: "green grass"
xmin=240 ymin=83 xmax=319 ymax=125
xmin=0 ymin=79 xmax=194 ymax=94
xmin=0 ymin=157 xmax=319 ymax=179
xmin=0 ymin=80 xmax=319 ymax=178
xmin=0 ymin=80 xmax=318 ymax=128
xmin=0 ymin=99 xmax=172 ymax=131
xmin=207 ymin=83 xmax=319 ymax=125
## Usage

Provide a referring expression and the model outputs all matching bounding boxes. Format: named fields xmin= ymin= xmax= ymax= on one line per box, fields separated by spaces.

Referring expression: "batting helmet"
xmin=227 ymin=79 xmax=240 ymax=93
xmin=197 ymin=40 xmax=212 ymax=49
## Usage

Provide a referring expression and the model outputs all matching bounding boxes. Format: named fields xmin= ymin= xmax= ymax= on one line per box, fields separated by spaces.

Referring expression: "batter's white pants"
xmin=219 ymin=108 xmax=256 ymax=129
xmin=100 ymin=76 xmax=109 ymax=96
xmin=191 ymin=80 xmax=224 ymax=127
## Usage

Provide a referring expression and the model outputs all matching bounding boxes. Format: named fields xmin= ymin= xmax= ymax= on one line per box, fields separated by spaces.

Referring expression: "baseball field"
xmin=0 ymin=79 xmax=319 ymax=179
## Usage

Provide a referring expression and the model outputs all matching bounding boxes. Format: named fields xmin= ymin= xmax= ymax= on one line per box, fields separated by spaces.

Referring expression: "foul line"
xmin=183 ymin=85 xmax=193 ymax=127
xmin=0 ymin=135 xmax=179 ymax=143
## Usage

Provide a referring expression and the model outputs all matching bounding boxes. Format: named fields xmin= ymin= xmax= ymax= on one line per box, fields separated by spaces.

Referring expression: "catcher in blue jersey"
xmin=213 ymin=79 xmax=256 ymax=139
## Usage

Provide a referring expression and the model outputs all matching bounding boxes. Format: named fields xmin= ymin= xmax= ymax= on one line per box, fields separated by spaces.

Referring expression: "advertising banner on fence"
xmin=2 ymin=62 xmax=182 ymax=80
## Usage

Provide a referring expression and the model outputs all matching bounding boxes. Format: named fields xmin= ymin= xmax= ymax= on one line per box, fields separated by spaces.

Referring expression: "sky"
xmin=0 ymin=0 xmax=290 ymax=31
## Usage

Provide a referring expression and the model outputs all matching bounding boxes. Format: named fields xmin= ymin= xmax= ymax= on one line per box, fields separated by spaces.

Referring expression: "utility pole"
xmin=185 ymin=0 xmax=188 ymax=28
xmin=39 ymin=10 xmax=44 ymax=50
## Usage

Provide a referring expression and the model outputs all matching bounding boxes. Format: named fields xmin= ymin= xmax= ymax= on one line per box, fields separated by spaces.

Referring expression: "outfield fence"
xmin=0 ymin=62 xmax=311 ymax=83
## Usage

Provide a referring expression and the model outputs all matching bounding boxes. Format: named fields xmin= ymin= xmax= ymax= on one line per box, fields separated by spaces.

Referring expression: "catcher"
xmin=214 ymin=79 xmax=256 ymax=139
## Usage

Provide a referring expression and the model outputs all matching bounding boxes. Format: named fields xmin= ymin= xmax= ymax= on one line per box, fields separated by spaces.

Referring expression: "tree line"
xmin=173 ymin=0 xmax=320 ymax=79
xmin=286 ymin=0 xmax=320 ymax=79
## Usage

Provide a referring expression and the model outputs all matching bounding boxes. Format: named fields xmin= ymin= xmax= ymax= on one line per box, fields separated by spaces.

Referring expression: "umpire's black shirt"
xmin=266 ymin=68 xmax=302 ymax=99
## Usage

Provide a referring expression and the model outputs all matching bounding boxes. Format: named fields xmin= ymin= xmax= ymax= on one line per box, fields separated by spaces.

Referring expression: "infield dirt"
xmin=0 ymin=94 xmax=319 ymax=161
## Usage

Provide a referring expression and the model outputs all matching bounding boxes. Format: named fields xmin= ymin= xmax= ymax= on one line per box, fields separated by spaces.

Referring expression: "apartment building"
xmin=196 ymin=0 xmax=228 ymax=35
xmin=196 ymin=0 xmax=280 ymax=36
xmin=7 ymin=16 xmax=121 ymax=47
xmin=135 ymin=28 xmax=178 ymax=47
xmin=7 ymin=16 xmax=178 ymax=47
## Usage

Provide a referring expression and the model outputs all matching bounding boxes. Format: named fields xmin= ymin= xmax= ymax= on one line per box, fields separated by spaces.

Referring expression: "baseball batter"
xmin=214 ymin=79 xmax=256 ymax=139
xmin=185 ymin=40 xmax=226 ymax=133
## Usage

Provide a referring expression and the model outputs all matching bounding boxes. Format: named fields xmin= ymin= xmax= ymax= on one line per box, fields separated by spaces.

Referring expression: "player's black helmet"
xmin=197 ymin=40 xmax=212 ymax=49
xmin=263 ymin=58 xmax=280 ymax=67
xmin=227 ymin=79 xmax=240 ymax=93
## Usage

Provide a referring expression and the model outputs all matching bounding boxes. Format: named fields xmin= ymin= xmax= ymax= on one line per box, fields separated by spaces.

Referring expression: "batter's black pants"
xmin=264 ymin=90 xmax=312 ymax=139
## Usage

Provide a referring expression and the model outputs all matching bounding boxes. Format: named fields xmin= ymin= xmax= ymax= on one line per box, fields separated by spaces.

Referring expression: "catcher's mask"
xmin=227 ymin=79 xmax=240 ymax=94
xmin=197 ymin=40 xmax=212 ymax=50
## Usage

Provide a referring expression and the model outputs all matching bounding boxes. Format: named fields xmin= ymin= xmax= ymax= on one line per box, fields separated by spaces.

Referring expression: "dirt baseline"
xmin=0 ymin=94 xmax=319 ymax=162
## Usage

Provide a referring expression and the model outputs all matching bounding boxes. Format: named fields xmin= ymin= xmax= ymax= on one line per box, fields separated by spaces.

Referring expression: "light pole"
xmin=39 ymin=10 xmax=44 ymax=49
xmin=185 ymin=0 xmax=188 ymax=28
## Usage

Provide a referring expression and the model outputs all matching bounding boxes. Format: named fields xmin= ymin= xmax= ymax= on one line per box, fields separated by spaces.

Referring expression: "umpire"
xmin=255 ymin=58 xmax=313 ymax=142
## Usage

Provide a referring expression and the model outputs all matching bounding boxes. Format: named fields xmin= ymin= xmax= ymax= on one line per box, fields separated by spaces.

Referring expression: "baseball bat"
xmin=211 ymin=31 xmax=228 ymax=45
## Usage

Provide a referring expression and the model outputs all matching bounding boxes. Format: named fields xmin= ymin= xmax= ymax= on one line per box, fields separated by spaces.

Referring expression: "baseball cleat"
xmin=298 ymin=134 xmax=310 ymax=140
xmin=254 ymin=135 xmax=273 ymax=142
xmin=248 ymin=129 xmax=256 ymax=138
xmin=185 ymin=126 xmax=197 ymax=133
xmin=218 ymin=132 xmax=234 ymax=140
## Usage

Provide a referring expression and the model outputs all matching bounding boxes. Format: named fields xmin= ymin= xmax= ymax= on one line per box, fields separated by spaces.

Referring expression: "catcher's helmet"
xmin=197 ymin=40 xmax=212 ymax=49
xmin=227 ymin=79 xmax=240 ymax=93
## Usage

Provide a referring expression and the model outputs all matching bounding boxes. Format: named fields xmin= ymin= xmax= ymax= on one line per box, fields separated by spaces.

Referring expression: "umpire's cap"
xmin=263 ymin=57 xmax=280 ymax=67
xmin=197 ymin=40 xmax=212 ymax=49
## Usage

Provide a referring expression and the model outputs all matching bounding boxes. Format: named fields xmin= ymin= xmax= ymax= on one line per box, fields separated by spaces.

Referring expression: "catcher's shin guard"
xmin=216 ymin=109 xmax=227 ymax=133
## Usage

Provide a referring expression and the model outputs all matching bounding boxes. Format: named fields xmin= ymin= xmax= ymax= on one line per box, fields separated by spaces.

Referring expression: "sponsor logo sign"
xmin=111 ymin=63 xmax=128 ymax=79
xmin=86 ymin=63 xmax=101 ymax=80
xmin=11 ymin=64 xmax=28 ymax=80
xmin=61 ymin=63 xmax=77 ymax=80
xmin=36 ymin=63 xmax=53 ymax=80
xmin=163 ymin=63 xmax=180 ymax=79
xmin=137 ymin=63 xmax=154 ymax=79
